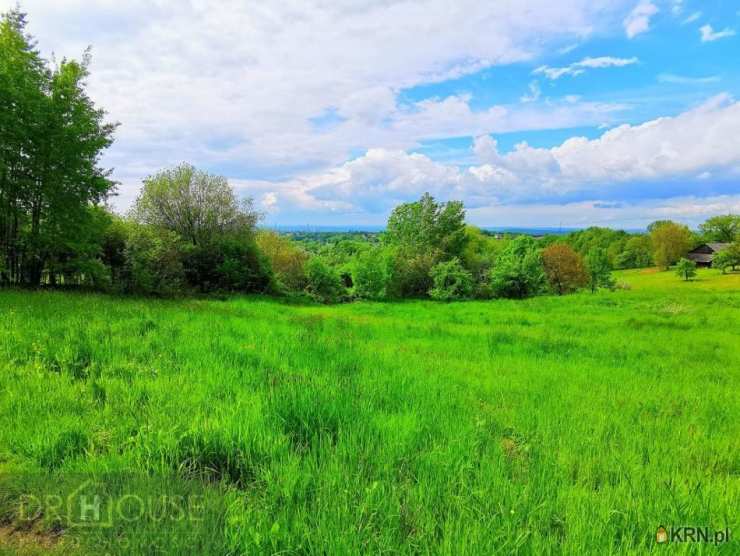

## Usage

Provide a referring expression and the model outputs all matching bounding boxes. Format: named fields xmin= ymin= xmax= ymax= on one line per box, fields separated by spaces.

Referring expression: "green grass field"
xmin=1 ymin=268 xmax=738 ymax=554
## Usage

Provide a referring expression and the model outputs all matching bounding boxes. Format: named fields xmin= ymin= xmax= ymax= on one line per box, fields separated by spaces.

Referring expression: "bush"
xmin=712 ymin=243 xmax=740 ymax=273
xmin=304 ymin=257 xmax=345 ymax=303
xmin=184 ymin=238 xmax=273 ymax=293
xmin=386 ymin=248 xmax=437 ymax=299
xmin=352 ymin=247 xmax=389 ymax=300
xmin=121 ymin=225 xmax=187 ymax=296
xmin=429 ymin=258 xmax=473 ymax=301
xmin=585 ymin=248 xmax=615 ymax=293
xmin=256 ymin=231 xmax=309 ymax=292
xmin=489 ymin=236 xmax=546 ymax=299
xmin=675 ymin=258 xmax=697 ymax=281
xmin=541 ymin=243 xmax=587 ymax=295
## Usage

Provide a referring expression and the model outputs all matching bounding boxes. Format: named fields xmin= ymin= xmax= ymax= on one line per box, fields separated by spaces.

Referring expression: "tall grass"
xmin=0 ymin=269 xmax=738 ymax=554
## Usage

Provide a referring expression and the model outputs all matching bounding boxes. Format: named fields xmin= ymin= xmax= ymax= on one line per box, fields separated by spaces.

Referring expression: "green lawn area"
xmin=0 ymin=269 xmax=738 ymax=554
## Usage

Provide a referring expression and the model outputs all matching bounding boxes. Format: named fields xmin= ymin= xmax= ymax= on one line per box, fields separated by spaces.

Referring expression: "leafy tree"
xmin=352 ymin=247 xmax=389 ymax=300
xmin=304 ymin=257 xmax=344 ymax=303
xmin=386 ymin=247 xmax=436 ymax=298
xmin=256 ymin=230 xmax=309 ymax=291
xmin=489 ymin=236 xmax=546 ymax=299
xmin=384 ymin=193 xmax=467 ymax=259
xmin=584 ymin=248 xmax=614 ymax=293
xmin=615 ymin=235 xmax=652 ymax=269
xmin=712 ymin=242 xmax=740 ymax=273
xmin=675 ymin=258 xmax=697 ymax=281
xmin=700 ymin=214 xmax=739 ymax=243
xmin=132 ymin=164 xmax=260 ymax=246
xmin=121 ymin=225 xmax=187 ymax=296
xmin=541 ymin=243 xmax=587 ymax=295
xmin=649 ymin=221 xmax=692 ymax=270
xmin=460 ymin=226 xmax=504 ymax=298
xmin=0 ymin=10 xmax=116 ymax=286
xmin=429 ymin=258 xmax=473 ymax=301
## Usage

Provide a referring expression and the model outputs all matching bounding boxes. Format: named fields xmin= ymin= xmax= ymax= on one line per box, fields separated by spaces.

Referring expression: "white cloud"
xmin=657 ymin=73 xmax=720 ymax=84
xmin=682 ymin=11 xmax=701 ymax=25
xmin=520 ymin=81 xmax=541 ymax=103
xmin=700 ymin=24 xmax=736 ymax=42
xmin=533 ymin=56 xmax=638 ymax=80
xmin=251 ymin=94 xmax=740 ymax=215
xmin=0 ymin=0 xmax=633 ymax=210
xmin=623 ymin=1 xmax=659 ymax=38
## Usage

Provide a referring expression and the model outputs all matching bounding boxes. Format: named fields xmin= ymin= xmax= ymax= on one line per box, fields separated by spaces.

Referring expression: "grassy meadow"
xmin=0 ymin=268 xmax=738 ymax=554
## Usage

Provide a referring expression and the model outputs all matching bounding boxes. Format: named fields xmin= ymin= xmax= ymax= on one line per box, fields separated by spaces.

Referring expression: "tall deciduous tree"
xmin=585 ymin=248 xmax=614 ymax=293
xmin=649 ymin=221 xmax=692 ymax=270
xmin=0 ymin=9 xmax=116 ymax=286
xmin=541 ymin=243 xmax=587 ymax=295
xmin=131 ymin=163 xmax=260 ymax=246
xmin=699 ymin=214 xmax=739 ymax=243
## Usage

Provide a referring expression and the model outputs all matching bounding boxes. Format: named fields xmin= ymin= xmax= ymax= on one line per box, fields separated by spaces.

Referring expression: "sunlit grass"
xmin=0 ymin=269 xmax=738 ymax=554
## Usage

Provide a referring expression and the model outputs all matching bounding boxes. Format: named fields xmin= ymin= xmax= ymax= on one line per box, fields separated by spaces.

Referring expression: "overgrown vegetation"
xmin=1 ymin=270 xmax=738 ymax=553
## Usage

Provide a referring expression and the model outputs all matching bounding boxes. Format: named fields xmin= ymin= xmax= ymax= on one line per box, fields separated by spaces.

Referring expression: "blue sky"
xmin=4 ymin=0 xmax=740 ymax=228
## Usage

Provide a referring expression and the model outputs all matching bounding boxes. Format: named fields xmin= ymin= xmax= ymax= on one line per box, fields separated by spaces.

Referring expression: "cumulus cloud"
xmin=533 ymin=56 xmax=638 ymax=80
xmin=700 ymin=24 xmax=736 ymax=42
xmin=0 ymin=0 xmax=633 ymax=209
xmin=623 ymin=1 xmax=658 ymax=38
xmin=251 ymin=94 xmax=740 ymax=215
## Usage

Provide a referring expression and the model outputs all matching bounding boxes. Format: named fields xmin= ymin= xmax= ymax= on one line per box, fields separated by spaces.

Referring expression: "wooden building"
xmin=686 ymin=243 xmax=730 ymax=267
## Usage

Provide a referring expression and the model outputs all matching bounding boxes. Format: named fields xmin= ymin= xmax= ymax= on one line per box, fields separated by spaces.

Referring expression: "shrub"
xmin=121 ymin=224 xmax=187 ymax=296
xmin=541 ymin=243 xmax=588 ymax=295
xmin=712 ymin=242 xmax=740 ymax=273
xmin=585 ymin=248 xmax=615 ymax=293
xmin=429 ymin=258 xmax=473 ymax=301
xmin=675 ymin=258 xmax=697 ymax=281
xmin=489 ymin=236 xmax=546 ymax=299
xmin=184 ymin=238 xmax=273 ymax=293
xmin=256 ymin=231 xmax=309 ymax=292
xmin=352 ymin=247 xmax=389 ymax=300
xmin=304 ymin=257 xmax=345 ymax=303
xmin=386 ymin=248 xmax=437 ymax=299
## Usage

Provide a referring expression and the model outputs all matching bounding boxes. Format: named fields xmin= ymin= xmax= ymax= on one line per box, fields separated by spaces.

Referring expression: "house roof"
xmin=687 ymin=253 xmax=713 ymax=263
xmin=707 ymin=242 xmax=731 ymax=252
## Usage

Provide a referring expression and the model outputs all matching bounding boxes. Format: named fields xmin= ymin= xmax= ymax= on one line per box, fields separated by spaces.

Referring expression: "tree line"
xmin=2 ymin=9 xmax=739 ymax=301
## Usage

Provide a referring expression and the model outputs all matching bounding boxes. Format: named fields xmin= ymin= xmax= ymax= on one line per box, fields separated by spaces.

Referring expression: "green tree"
xmin=649 ymin=221 xmax=692 ymax=270
xmin=712 ymin=242 xmax=740 ymax=273
xmin=304 ymin=257 xmax=344 ymax=303
xmin=256 ymin=230 xmax=309 ymax=292
xmin=541 ymin=243 xmax=587 ymax=295
xmin=352 ymin=247 xmax=389 ymax=300
xmin=584 ymin=248 xmax=614 ymax=293
xmin=132 ymin=164 xmax=259 ymax=246
xmin=384 ymin=193 xmax=467 ymax=259
xmin=675 ymin=258 xmax=697 ymax=281
xmin=615 ymin=235 xmax=652 ymax=269
xmin=429 ymin=257 xmax=473 ymax=301
xmin=0 ymin=10 xmax=116 ymax=286
xmin=489 ymin=236 xmax=546 ymax=299
xmin=699 ymin=214 xmax=739 ymax=243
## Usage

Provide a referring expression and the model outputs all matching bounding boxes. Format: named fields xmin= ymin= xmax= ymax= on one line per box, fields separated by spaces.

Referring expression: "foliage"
xmin=131 ymin=163 xmax=260 ymax=246
xmin=256 ymin=231 xmax=309 ymax=292
xmin=428 ymin=257 xmax=473 ymax=301
xmin=384 ymin=193 xmax=467 ymax=259
xmin=584 ymin=248 xmax=615 ymax=293
xmin=489 ymin=236 xmax=546 ymax=299
xmin=0 ymin=10 xmax=116 ymax=286
xmin=121 ymin=224 xmax=187 ymax=296
xmin=183 ymin=237 xmax=273 ymax=293
xmin=352 ymin=247 xmax=389 ymax=300
xmin=712 ymin=242 xmax=740 ymax=273
xmin=541 ymin=243 xmax=588 ymax=295
xmin=460 ymin=226 xmax=504 ymax=298
xmin=649 ymin=220 xmax=692 ymax=270
xmin=385 ymin=247 xmax=437 ymax=299
xmin=614 ymin=235 xmax=653 ymax=269
xmin=699 ymin=214 xmax=739 ymax=243
xmin=304 ymin=256 xmax=345 ymax=303
xmin=675 ymin=258 xmax=697 ymax=281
